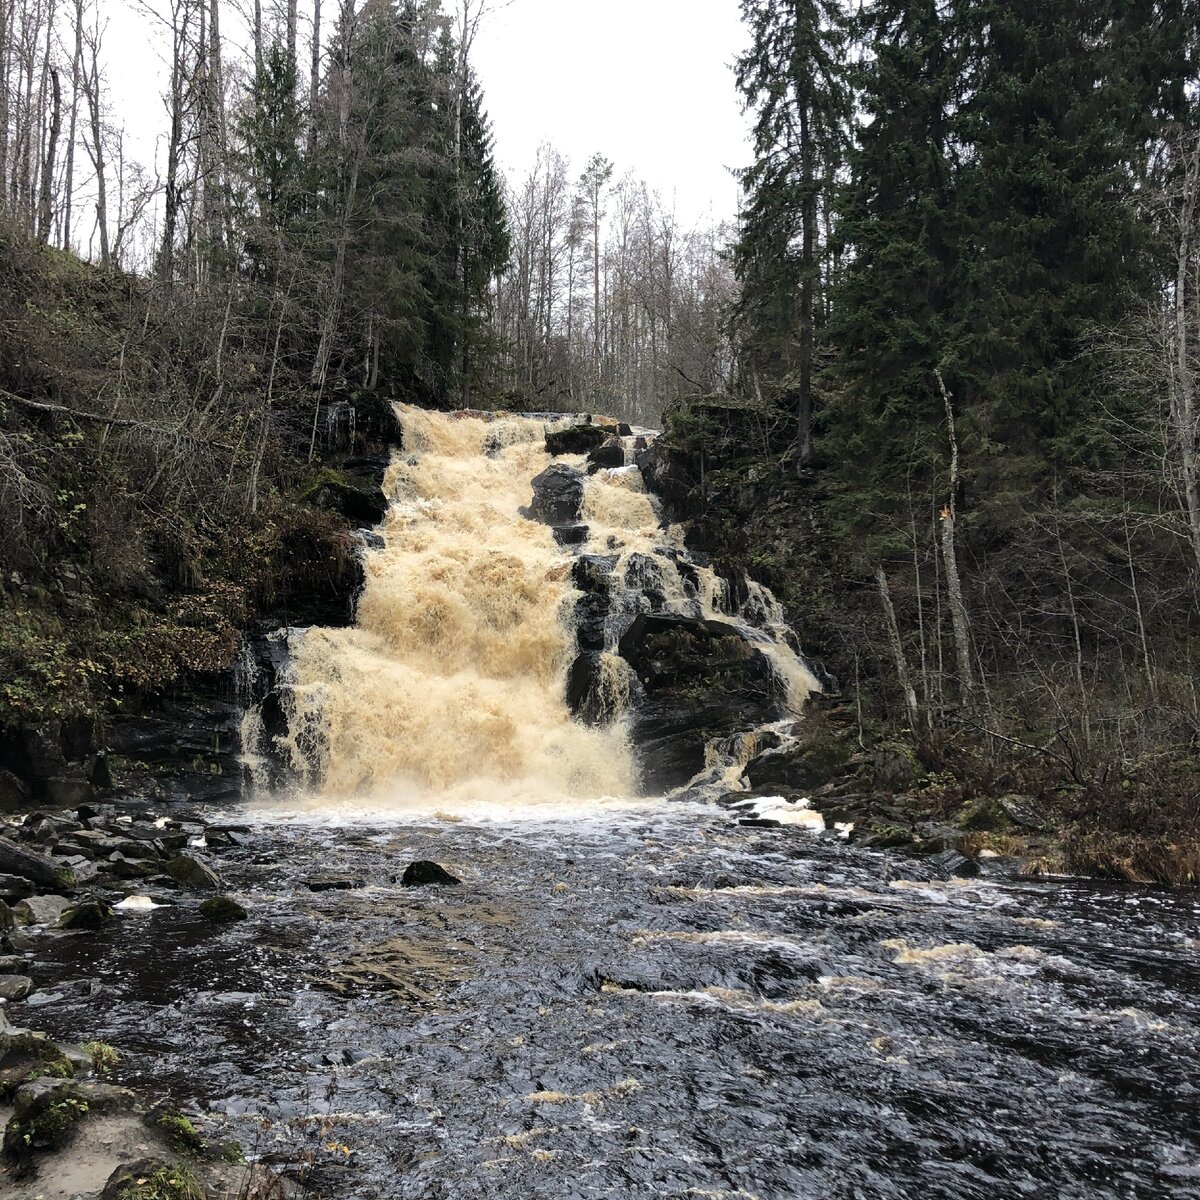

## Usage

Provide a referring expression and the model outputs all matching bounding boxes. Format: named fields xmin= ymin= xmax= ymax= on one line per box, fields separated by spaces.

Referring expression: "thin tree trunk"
xmin=796 ymin=101 xmax=814 ymax=467
xmin=307 ymin=0 xmax=321 ymax=155
xmin=81 ymin=24 xmax=108 ymax=267
xmin=0 ymin=0 xmax=9 ymax=205
xmin=61 ymin=0 xmax=82 ymax=248
xmin=1173 ymin=134 xmax=1200 ymax=581
xmin=876 ymin=565 xmax=920 ymax=729
xmin=936 ymin=369 xmax=975 ymax=702
xmin=36 ymin=65 xmax=60 ymax=242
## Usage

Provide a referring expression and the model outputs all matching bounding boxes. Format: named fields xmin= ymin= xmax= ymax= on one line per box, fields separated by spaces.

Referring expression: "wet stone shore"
xmin=4 ymin=794 xmax=1198 ymax=1199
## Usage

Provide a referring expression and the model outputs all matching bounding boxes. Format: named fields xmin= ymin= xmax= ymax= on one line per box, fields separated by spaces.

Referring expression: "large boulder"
xmin=546 ymin=424 xmax=609 ymax=456
xmin=0 ymin=837 xmax=73 ymax=891
xmin=526 ymin=464 xmax=585 ymax=527
xmin=617 ymin=614 xmax=784 ymax=793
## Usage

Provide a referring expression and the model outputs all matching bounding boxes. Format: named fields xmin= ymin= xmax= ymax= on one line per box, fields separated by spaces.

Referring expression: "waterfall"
xmin=276 ymin=406 xmax=635 ymax=812
xmin=268 ymin=405 xmax=820 ymax=814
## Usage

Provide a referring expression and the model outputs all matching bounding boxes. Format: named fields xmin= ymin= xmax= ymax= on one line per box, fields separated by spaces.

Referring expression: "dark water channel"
xmin=26 ymin=800 xmax=1200 ymax=1199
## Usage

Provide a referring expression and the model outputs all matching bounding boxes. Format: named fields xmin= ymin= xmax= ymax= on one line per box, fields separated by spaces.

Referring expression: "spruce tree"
xmin=734 ymin=0 xmax=851 ymax=466
xmin=826 ymin=0 xmax=958 ymax=503
xmin=950 ymin=0 xmax=1148 ymax=463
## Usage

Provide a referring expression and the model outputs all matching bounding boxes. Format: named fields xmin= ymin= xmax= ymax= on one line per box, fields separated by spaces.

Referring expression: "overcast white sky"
xmin=471 ymin=0 xmax=753 ymax=225
xmin=98 ymin=0 xmax=751 ymax=233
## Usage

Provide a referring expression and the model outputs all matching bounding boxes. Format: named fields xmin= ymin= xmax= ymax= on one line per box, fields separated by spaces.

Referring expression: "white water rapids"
xmin=247 ymin=405 xmax=818 ymax=817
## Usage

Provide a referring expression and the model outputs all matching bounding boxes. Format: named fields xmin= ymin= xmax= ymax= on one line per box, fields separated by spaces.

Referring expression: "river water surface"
xmin=28 ymin=801 xmax=1200 ymax=1199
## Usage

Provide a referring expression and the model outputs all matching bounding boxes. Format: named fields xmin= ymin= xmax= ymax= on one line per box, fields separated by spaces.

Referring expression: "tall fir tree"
xmin=734 ymin=0 xmax=851 ymax=466
xmin=949 ymin=0 xmax=1149 ymax=464
xmin=826 ymin=0 xmax=959 ymax=508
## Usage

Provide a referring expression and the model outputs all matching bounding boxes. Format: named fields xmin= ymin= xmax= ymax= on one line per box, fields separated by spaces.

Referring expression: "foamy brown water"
xmin=278 ymin=406 xmax=635 ymax=811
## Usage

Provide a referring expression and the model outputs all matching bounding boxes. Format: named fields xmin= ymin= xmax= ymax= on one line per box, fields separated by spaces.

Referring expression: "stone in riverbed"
xmin=0 ymin=873 xmax=36 ymax=901
xmin=586 ymin=435 xmax=626 ymax=472
xmin=0 ymin=975 xmax=33 ymax=1002
xmin=13 ymin=894 xmax=72 ymax=926
xmin=525 ymin=463 xmax=585 ymax=527
xmin=400 ymin=861 xmax=461 ymax=887
xmin=306 ymin=875 xmax=365 ymax=892
xmin=546 ymin=423 xmax=608 ymax=456
xmin=58 ymin=896 xmax=115 ymax=930
xmin=0 ymin=835 xmax=73 ymax=890
xmin=165 ymin=853 xmax=222 ymax=890
xmin=199 ymin=896 xmax=248 ymax=923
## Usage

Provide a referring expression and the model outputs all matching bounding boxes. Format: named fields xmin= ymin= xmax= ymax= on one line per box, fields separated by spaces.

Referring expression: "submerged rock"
xmin=199 ymin=896 xmax=248 ymax=923
xmin=401 ymin=861 xmax=462 ymax=887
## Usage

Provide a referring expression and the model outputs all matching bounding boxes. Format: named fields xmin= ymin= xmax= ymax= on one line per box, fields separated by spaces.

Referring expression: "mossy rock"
xmin=956 ymin=797 xmax=1017 ymax=833
xmin=104 ymin=1159 xmax=205 ymax=1200
xmin=198 ymin=896 xmax=247 ymax=924
xmin=3 ymin=1080 xmax=91 ymax=1159
xmin=0 ymin=1031 xmax=74 ymax=1101
xmin=156 ymin=1113 xmax=206 ymax=1156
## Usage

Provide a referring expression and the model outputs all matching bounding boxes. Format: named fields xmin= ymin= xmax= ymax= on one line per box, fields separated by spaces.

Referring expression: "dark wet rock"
xmin=104 ymin=853 xmax=159 ymax=880
xmin=745 ymin=733 xmax=854 ymax=793
xmin=306 ymin=470 xmax=388 ymax=526
xmin=13 ymin=894 xmax=72 ymax=926
xmin=199 ymin=896 xmax=248 ymax=923
xmin=0 ymin=836 xmax=71 ymax=890
xmin=0 ymin=767 xmax=29 ymax=814
xmin=617 ymin=614 xmax=782 ymax=792
xmin=58 ymin=896 xmax=115 ymax=930
xmin=401 ymin=861 xmax=462 ymax=887
xmin=617 ymin=422 xmax=634 ymax=437
xmin=105 ymin=694 xmax=245 ymax=805
xmin=566 ymin=653 xmax=606 ymax=725
xmin=927 ymin=849 xmax=981 ymax=879
xmin=574 ymin=595 xmax=609 ymax=652
xmin=623 ymin=553 xmax=667 ymax=608
xmin=553 ymin=523 xmax=590 ymax=547
xmin=587 ymin=435 xmax=626 ymax=472
xmin=0 ymin=956 xmax=25 ymax=973
xmin=0 ymin=874 xmax=36 ymax=901
xmin=526 ymin=464 xmax=586 ymax=527
xmin=306 ymin=876 xmax=366 ymax=892
xmin=165 ymin=853 xmax=222 ymax=890
xmin=43 ymin=775 xmax=96 ymax=807
xmin=546 ymin=424 xmax=608 ymax=456
xmin=573 ymin=554 xmax=617 ymax=593
xmin=738 ymin=817 xmax=783 ymax=829
xmin=0 ymin=975 xmax=33 ymax=1002
xmin=0 ymin=901 xmax=14 ymax=932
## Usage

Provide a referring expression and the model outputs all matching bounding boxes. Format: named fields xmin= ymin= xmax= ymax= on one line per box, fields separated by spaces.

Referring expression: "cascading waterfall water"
xmin=266 ymin=405 xmax=819 ymax=813
xmin=274 ymin=407 xmax=636 ymax=813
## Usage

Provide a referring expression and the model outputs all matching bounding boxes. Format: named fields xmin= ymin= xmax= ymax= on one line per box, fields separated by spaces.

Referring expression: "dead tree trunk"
xmin=80 ymin=18 xmax=108 ymax=267
xmin=61 ymin=0 xmax=82 ymax=248
xmin=876 ymin=565 xmax=920 ymax=729
xmin=936 ymin=369 xmax=976 ymax=703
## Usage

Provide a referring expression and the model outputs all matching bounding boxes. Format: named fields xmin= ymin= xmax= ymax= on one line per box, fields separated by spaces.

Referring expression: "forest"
xmin=1 ymin=0 xmax=1199 ymax=881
